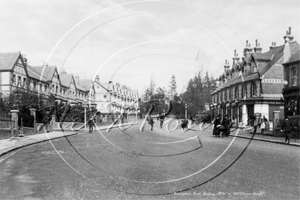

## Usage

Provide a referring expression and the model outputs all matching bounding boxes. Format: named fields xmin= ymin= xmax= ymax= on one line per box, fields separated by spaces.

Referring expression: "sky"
xmin=1 ymin=0 xmax=300 ymax=95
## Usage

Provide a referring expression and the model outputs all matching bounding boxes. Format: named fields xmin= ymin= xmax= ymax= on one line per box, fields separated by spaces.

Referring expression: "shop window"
xmin=291 ymin=67 xmax=298 ymax=86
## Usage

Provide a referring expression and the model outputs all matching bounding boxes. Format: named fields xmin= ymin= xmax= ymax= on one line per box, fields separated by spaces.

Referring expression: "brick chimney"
xmin=224 ymin=59 xmax=230 ymax=73
xmin=270 ymin=42 xmax=277 ymax=50
xmin=61 ymin=68 xmax=67 ymax=74
xmin=243 ymin=40 xmax=253 ymax=58
xmin=283 ymin=27 xmax=294 ymax=43
xmin=75 ymin=75 xmax=79 ymax=85
xmin=254 ymin=39 xmax=262 ymax=53
xmin=233 ymin=49 xmax=240 ymax=64
xmin=21 ymin=54 xmax=27 ymax=66
xmin=95 ymin=75 xmax=100 ymax=83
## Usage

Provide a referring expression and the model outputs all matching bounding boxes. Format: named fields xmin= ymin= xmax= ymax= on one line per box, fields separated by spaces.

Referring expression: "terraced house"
xmin=210 ymin=27 xmax=299 ymax=130
xmin=94 ymin=75 xmax=139 ymax=115
xmin=0 ymin=52 xmax=96 ymax=107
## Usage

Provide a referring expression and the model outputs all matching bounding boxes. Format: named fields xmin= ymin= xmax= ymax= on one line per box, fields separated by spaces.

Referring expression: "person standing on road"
xmin=222 ymin=115 xmax=231 ymax=137
xmin=148 ymin=116 xmax=154 ymax=131
xmin=261 ymin=116 xmax=268 ymax=134
xmin=213 ymin=115 xmax=221 ymax=137
xmin=88 ymin=117 xmax=95 ymax=133
xmin=159 ymin=113 xmax=165 ymax=129
xmin=253 ymin=116 xmax=261 ymax=135
xmin=281 ymin=117 xmax=294 ymax=144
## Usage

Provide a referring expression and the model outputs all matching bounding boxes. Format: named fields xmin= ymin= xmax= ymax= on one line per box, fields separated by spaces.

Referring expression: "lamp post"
xmin=193 ymin=83 xmax=197 ymax=116
xmin=83 ymin=101 xmax=88 ymax=129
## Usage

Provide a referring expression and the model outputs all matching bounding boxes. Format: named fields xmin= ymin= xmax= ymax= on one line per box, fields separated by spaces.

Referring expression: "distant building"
xmin=94 ymin=76 xmax=139 ymax=115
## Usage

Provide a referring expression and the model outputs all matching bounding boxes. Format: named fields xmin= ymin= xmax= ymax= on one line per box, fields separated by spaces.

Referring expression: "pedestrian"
xmin=181 ymin=118 xmax=188 ymax=132
xmin=213 ymin=115 xmax=221 ymax=137
xmin=148 ymin=116 xmax=154 ymax=131
xmin=260 ymin=116 xmax=268 ymax=134
xmin=253 ymin=116 xmax=261 ymax=135
xmin=222 ymin=115 xmax=231 ymax=137
xmin=281 ymin=117 xmax=294 ymax=144
xmin=159 ymin=113 xmax=165 ymax=128
xmin=88 ymin=117 xmax=95 ymax=133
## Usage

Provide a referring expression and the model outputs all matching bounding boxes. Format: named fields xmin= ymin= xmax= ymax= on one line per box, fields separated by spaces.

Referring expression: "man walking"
xmin=281 ymin=117 xmax=294 ymax=144
xmin=88 ymin=117 xmax=95 ymax=133
xmin=159 ymin=113 xmax=165 ymax=129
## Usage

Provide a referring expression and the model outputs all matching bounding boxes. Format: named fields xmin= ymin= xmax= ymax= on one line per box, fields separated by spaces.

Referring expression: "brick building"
xmin=210 ymin=28 xmax=299 ymax=129
xmin=282 ymin=48 xmax=299 ymax=127
xmin=0 ymin=52 xmax=96 ymax=106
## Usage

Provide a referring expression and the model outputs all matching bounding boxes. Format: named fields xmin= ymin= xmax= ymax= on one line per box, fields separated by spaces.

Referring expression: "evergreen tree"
xmin=168 ymin=74 xmax=177 ymax=100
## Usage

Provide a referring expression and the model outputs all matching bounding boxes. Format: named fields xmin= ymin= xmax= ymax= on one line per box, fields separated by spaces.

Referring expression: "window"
xmin=18 ymin=76 xmax=21 ymax=86
xmin=104 ymin=95 xmax=107 ymax=99
xmin=23 ymin=78 xmax=26 ymax=87
xmin=291 ymin=67 xmax=298 ymax=86
xmin=11 ymin=74 xmax=16 ymax=85
xmin=33 ymin=81 xmax=36 ymax=91
xmin=251 ymin=82 xmax=257 ymax=97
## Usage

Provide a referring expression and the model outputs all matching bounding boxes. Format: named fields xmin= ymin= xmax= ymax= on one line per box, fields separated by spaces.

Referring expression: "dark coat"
xmin=281 ymin=119 xmax=293 ymax=132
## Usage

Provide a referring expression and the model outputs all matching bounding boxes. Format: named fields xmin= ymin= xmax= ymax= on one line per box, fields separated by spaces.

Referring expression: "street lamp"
xmin=193 ymin=83 xmax=197 ymax=116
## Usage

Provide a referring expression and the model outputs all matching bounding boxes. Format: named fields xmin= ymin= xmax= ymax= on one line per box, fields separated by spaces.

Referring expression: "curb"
xmin=229 ymin=134 xmax=300 ymax=147
xmin=0 ymin=122 xmax=139 ymax=158
xmin=0 ymin=132 xmax=78 ymax=158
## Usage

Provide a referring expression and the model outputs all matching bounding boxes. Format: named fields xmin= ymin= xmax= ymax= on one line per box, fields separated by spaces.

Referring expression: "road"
xmin=0 ymin=121 xmax=299 ymax=200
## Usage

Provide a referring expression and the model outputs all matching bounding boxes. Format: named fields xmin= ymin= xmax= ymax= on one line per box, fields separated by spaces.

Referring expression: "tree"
xmin=168 ymin=74 xmax=177 ymax=100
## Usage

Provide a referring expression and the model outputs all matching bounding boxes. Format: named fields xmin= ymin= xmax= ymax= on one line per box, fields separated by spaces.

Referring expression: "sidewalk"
xmin=0 ymin=122 xmax=138 ymax=158
xmin=230 ymin=127 xmax=300 ymax=147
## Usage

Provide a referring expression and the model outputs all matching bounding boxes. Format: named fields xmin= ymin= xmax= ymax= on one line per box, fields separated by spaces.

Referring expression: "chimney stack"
xmin=61 ymin=68 xmax=67 ymax=74
xmin=243 ymin=40 xmax=253 ymax=58
xmin=224 ymin=59 xmax=230 ymax=73
xmin=270 ymin=42 xmax=277 ymax=49
xmin=284 ymin=27 xmax=294 ymax=43
xmin=254 ymin=39 xmax=262 ymax=53
xmin=95 ymin=75 xmax=100 ymax=83
xmin=75 ymin=76 xmax=79 ymax=85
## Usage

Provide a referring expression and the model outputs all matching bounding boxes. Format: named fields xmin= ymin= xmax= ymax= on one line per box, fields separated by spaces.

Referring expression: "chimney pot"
xmin=256 ymin=39 xmax=258 ymax=46
xmin=246 ymin=40 xmax=248 ymax=47
xmin=289 ymin=27 xmax=291 ymax=35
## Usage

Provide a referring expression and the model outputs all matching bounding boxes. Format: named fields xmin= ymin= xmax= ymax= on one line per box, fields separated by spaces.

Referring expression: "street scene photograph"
xmin=0 ymin=0 xmax=300 ymax=199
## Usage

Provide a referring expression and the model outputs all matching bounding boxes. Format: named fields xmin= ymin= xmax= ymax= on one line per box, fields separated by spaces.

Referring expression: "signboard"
xmin=205 ymin=103 xmax=210 ymax=110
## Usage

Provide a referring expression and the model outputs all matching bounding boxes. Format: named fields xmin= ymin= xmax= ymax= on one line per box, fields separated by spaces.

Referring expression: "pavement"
xmin=229 ymin=126 xmax=300 ymax=147
xmin=0 ymin=122 xmax=299 ymax=159
xmin=0 ymin=122 xmax=137 ymax=158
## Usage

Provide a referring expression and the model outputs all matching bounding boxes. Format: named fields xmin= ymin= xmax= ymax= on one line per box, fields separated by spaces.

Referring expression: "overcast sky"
xmin=1 ymin=0 xmax=299 ymax=95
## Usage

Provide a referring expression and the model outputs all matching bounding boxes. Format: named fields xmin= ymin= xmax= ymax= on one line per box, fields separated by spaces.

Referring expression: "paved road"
xmin=0 ymin=122 xmax=299 ymax=200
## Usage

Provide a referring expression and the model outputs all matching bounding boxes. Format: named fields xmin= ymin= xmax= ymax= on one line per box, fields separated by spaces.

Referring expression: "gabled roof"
xmin=59 ymin=73 xmax=73 ymax=88
xmin=0 ymin=52 xmax=21 ymax=71
xmin=76 ymin=84 xmax=86 ymax=91
xmin=27 ymin=65 xmax=47 ymax=82
xmin=30 ymin=66 xmax=56 ymax=81
xmin=284 ymin=49 xmax=300 ymax=64
xmin=252 ymin=53 xmax=273 ymax=61
xmin=79 ymin=79 xmax=93 ymax=91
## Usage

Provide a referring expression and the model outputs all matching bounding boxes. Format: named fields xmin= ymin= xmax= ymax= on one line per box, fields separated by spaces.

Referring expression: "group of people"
xmin=147 ymin=113 xmax=166 ymax=131
xmin=251 ymin=115 xmax=268 ymax=134
xmin=212 ymin=115 xmax=232 ymax=137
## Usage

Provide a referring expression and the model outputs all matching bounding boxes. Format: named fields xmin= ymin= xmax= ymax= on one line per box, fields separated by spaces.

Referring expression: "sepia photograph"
xmin=0 ymin=0 xmax=299 ymax=199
